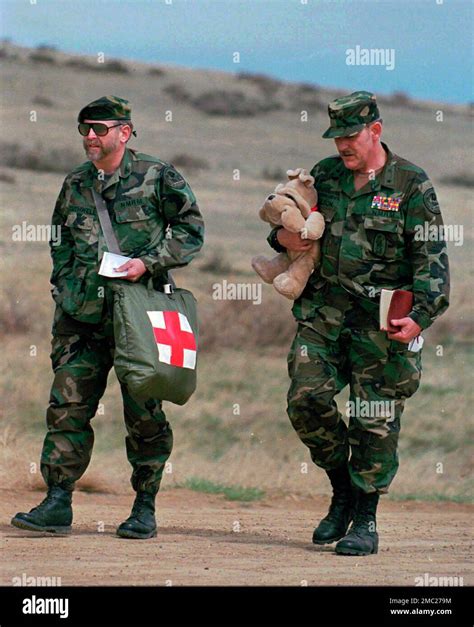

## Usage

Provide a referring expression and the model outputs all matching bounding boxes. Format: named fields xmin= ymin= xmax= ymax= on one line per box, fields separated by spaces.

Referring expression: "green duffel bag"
xmin=111 ymin=279 xmax=199 ymax=405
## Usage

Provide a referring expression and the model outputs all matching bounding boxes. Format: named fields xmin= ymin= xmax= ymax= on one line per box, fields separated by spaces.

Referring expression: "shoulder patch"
xmin=164 ymin=167 xmax=186 ymax=190
xmin=423 ymin=187 xmax=440 ymax=214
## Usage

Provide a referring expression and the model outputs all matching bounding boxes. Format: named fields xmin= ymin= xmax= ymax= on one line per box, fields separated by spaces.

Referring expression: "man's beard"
xmin=83 ymin=138 xmax=119 ymax=162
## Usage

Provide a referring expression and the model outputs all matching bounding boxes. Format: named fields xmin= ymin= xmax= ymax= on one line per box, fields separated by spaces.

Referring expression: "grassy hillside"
xmin=0 ymin=43 xmax=472 ymax=502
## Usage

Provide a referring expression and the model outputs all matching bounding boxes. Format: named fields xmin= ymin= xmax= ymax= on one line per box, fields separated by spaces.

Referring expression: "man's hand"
xmin=277 ymin=228 xmax=313 ymax=252
xmin=115 ymin=258 xmax=147 ymax=282
xmin=387 ymin=317 xmax=422 ymax=343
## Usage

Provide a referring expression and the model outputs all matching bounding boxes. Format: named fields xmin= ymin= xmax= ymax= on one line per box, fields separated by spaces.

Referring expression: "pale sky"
xmin=1 ymin=0 xmax=472 ymax=103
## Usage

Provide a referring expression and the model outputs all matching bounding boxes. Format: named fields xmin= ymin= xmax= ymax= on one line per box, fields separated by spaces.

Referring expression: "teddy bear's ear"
xmin=286 ymin=168 xmax=304 ymax=181
xmin=298 ymin=170 xmax=315 ymax=187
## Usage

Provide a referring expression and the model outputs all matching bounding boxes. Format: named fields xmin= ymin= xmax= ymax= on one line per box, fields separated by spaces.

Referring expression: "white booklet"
xmin=98 ymin=251 xmax=132 ymax=278
xmin=407 ymin=335 xmax=424 ymax=353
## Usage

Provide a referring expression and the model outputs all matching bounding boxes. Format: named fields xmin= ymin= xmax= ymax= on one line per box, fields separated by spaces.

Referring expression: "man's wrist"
xmin=408 ymin=310 xmax=431 ymax=331
xmin=269 ymin=227 xmax=286 ymax=253
xmin=139 ymin=255 xmax=157 ymax=277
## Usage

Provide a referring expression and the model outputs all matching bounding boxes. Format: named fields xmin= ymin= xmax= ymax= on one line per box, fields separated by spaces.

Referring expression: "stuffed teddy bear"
xmin=251 ymin=168 xmax=325 ymax=300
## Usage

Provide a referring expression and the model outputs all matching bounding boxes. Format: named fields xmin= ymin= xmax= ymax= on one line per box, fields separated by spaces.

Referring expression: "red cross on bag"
xmin=147 ymin=310 xmax=197 ymax=369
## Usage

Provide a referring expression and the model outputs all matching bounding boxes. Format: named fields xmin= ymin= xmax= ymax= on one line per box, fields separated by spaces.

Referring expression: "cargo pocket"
xmin=53 ymin=272 xmax=87 ymax=317
xmin=291 ymin=278 xmax=326 ymax=320
xmin=363 ymin=216 xmax=402 ymax=260
xmin=383 ymin=340 xmax=422 ymax=400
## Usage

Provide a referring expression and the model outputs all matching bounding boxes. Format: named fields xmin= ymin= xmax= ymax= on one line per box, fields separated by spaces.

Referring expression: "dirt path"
xmin=1 ymin=488 xmax=472 ymax=586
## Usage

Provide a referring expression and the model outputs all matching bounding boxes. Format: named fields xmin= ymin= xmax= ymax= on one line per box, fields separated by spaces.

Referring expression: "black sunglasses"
xmin=78 ymin=122 xmax=126 ymax=137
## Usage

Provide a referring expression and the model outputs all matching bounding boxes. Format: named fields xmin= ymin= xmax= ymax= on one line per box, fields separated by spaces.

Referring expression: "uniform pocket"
xmin=363 ymin=216 xmax=402 ymax=260
xmin=287 ymin=324 xmax=330 ymax=379
xmin=52 ymin=273 xmax=87 ymax=317
xmin=65 ymin=211 xmax=98 ymax=246
xmin=113 ymin=206 xmax=154 ymax=250
xmin=292 ymin=284 xmax=326 ymax=322
xmin=65 ymin=212 xmax=94 ymax=230
xmin=114 ymin=205 xmax=152 ymax=223
xmin=383 ymin=340 xmax=422 ymax=399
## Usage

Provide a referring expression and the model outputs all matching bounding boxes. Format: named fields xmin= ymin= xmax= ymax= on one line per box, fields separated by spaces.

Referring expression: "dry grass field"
xmin=0 ymin=42 xmax=473 ymax=509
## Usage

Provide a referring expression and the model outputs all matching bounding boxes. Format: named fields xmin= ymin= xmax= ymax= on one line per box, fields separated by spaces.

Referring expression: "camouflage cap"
xmin=78 ymin=95 xmax=132 ymax=122
xmin=322 ymin=91 xmax=380 ymax=139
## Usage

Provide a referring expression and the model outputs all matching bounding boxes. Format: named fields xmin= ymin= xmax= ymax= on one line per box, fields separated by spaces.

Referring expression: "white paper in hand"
xmin=98 ymin=251 xmax=132 ymax=278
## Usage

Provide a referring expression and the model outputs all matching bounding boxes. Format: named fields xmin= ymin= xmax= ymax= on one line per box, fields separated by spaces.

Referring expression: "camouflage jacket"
xmin=50 ymin=147 xmax=204 ymax=324
xmin=268 ymin=143 xmax=450 ymax=332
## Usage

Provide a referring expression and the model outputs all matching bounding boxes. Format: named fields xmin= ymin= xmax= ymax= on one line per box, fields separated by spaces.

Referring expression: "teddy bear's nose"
xmin=267 ymin=194 xmax=276 ymax=200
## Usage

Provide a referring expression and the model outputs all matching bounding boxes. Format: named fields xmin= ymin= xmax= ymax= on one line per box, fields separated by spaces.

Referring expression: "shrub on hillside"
xmin=29 ymin=51 xmax=57 ymax=64
xmin=261 ymin=166 xmax=287 ymax=181
xmin=390 ymin=91 xmax=412 ymax=106
xmin=171 ymin=154 xmax=210 ymax=171
xmin=237 ymin=72 xmax=282 ymax=97
xmin=64 ymin=58 xmax=98 ymax=71
xmin=163 ymin=83 xmax=192 ymax=103
xmin=148 ymin=66 xmax=165 ymax=76
xmin=198 ymin=249 xmax=233 ymax=275
xmin=297 ymin=82 xmax=321 ymax=94
xmin=64 ymin=57 xmax=130 ymax=73
xmin=0 ymin=47 xmax=11 ymax=59
xmin=0 ymin=142 xmax=81 ymax=173
xmin=0 ymin=170 xmax=16 ymax=183
xmin=439 ymin=172 xmax=474 ymax=188
xmin=0 ymin=289 xmax=32 ymax=335
xmin=36 ymin=44 xmax=57 ymax=51
xmin=32 ymin=95 xmax=54 ymax=108
xmin=192 ymin=89 xmax=280 ymax=117
xmin=287 ymin=83 xmax=326 ymax=112
xmin=199 ymin=297 xmax=295 ymax=351
xmin=103 ymin=59 xmax=130 ymax=74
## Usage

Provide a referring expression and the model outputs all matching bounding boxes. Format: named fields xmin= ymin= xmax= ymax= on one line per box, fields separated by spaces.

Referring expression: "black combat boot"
xmin=312 ymin=465 xmax=355 ymax=545
xmin=11 ymin=485 xmax=73 ymax=534
xmin=116 ymin=491 xmax=157 ymax=539
xmin=335 ymin=491 xmax=379 ymax=555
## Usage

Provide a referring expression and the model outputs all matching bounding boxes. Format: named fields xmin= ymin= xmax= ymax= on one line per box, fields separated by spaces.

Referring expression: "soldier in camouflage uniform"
xmin=12 ymin=96 xmax=204 ymax=539
xmin=268 ymin=91 xmax=449 ymax=555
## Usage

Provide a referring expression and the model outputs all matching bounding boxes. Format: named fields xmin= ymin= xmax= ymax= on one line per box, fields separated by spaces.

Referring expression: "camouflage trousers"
xmin=40 ymin=302 xmax=173 ymax=495
xmin=287 ymin=323 xmax=422 ymax=494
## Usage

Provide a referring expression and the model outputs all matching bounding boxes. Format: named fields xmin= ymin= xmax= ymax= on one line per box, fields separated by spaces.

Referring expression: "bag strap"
xmin=92 ymin=187 xmax=177 ymax=292
xmin=92 ymin=188 xmax=122 ymax=254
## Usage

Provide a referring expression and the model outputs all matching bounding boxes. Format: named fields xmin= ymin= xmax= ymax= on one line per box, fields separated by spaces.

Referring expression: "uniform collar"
xmin=82 ymin=147 xmax=134 ymax=190
xmin=339 ymin=142 xmax=397 ymax=198
xmin=377 ymin=142 xmax=397 ymax=190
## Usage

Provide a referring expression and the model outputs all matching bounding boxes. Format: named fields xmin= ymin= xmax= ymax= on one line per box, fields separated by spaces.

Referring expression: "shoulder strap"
xmin=92 ymin=187 xmax=177 ymax=292
xmin=92 ymin=188 xmax=122 ymax=254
